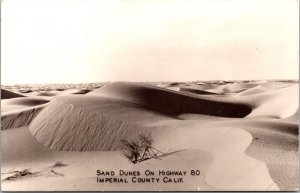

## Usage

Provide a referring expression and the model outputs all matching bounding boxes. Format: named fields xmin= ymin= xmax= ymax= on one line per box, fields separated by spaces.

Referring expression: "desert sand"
xmin=1 ymin=80 xmax=298 ymax=191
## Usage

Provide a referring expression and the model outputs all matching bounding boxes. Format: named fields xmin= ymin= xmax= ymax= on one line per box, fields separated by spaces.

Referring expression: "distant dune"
xmin=2 ymin=97 xmax=49 ymax=107
xmin=73 ymin=89 xmax=93 ymax=94
xmin=1 ymin=89 xmax=24 ymax=99
xmin=88 ymin=82 xmax=252 ymax=118
xmin=179 ymin=87 xmax=218 ymax=95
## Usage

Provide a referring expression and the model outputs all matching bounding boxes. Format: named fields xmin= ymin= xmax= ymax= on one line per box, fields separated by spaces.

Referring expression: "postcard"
xmin=1 ymin=0 xmax=299 ymax=191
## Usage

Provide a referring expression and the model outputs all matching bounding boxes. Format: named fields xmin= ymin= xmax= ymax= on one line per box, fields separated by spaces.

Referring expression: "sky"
xmin=1 ymin=0 xmax=299 ymax=85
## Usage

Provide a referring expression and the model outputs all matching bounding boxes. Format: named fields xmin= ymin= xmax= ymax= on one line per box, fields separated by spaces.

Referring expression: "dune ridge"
xmin=88 ymin=82 xmax=252 ymax=118
xmin=243 ymin=84 xmax=298 ymax=119
xmin=1 ymin=89 xmax=24 ymax=99
xmin=2 ymin=97 xmax=49 ymax=106
xmin=179 ymin=87 xmax=218 ymax=95
xmin=1 ymin=105 xmax=46 ymax=130
xmin=1 ymin=97 xmax=49 ymax=113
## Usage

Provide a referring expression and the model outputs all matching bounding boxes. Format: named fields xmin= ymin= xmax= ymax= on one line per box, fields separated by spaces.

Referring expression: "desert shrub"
xmin=1 ymin=161 xmax=67 ymax=181
xmin=121 ymin=134 xmax=156 ymax=163
xmin=120 ymin=139 xmax=142 ymax=164
xmin=138 ymin=133 xmax=153 ymax=148
xmin=121 ymin=134 xmax=167 ymax=164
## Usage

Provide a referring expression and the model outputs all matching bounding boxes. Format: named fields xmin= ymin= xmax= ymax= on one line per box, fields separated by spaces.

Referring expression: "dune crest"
xmin=88 ymin=82 xmax=251 ymax=118
xmin=245 ymin=84 xmax=298 ymax=119
xmin=179 ymin=87 xmax=218 ymax=95
xmin=2 ymin=105 xmax=46 ymax=130
xmin=1 ymin=89 xmax=24 ymax=99
xmin=2 ymin=97 xmax=49 ymax=107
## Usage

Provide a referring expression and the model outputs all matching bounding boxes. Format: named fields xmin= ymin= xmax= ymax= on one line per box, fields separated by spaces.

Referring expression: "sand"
xmin=1 ymin=89 xmax=24 ymax=99
xmin=1 ymin=96 xmax=49 ymax=130
xmin=1 ymin=80 xmax=298 ymax=191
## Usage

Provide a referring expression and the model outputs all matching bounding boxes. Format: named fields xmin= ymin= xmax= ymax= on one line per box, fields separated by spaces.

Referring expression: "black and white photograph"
xmin=1 ymin=0 xmax=299 ymax=191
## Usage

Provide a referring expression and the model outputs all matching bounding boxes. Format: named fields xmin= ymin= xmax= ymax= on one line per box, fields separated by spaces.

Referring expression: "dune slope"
xmin=2 ymin=105 xmax=46 ymax=130
xmin=29 ymin=95 xmax=171 ymax=151
xmin=88 ymin=82 xmax=251 ymax=118
xmin=2 ymin=97 xmax=49 ymax=106
xmin=243 ymin=84 xmax=298 ymax=119
xmin=179 ymin=87 xmax=218 ymax=95
xmin=1 ymin=89 xmax=24 ymax=99
xmin=29 ymin=82 xmax=257 ymax=151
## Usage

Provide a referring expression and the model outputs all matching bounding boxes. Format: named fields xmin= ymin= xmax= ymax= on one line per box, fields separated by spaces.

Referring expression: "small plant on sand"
xmin=1 ymin=161 xmax=67 ymax=181
xmin=120 ymin=134 xmax=165 ymax=164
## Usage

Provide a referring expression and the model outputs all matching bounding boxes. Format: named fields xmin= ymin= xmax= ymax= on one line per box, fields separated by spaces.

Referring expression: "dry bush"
xmin=120 ymin=134 xmax=165 ymax=164
xmin=1 ymin=161 xmax=67 ymax=181
xmin=120 ymin=139 xmax=142 ymax=164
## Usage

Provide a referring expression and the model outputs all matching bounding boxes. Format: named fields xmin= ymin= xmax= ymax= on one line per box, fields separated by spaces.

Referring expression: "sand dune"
xmin=164 ymin=86 xmax=181 ymax=92
xmin=32 ymin=89 xmax=87 ymax=98
xmin=1 ymin=97 xmax=49 ymax=129
xmin=179 ymin=87 xmax=218 ymax=95
xmin=178 ymin=84 xmax=219 ymax=91
xmin=30 ymin=97 xmax=146 ymax=151
xmin=1 ymin=89 xmax=24 ymax=99
xmin=18 ymin=89 xmax=34 ymax=94
xmin=284 ymin=109 xmax=299 ymax=124
xmin=73 ymin=89 xmax=93 ymax=94
xmin=205 ymin=82 xmax=259 ymax=94
xmin=2 ymin=104 xmax=46 ymax=130
xmin=161 ymin=81 xmax=260 ymax=95
xmin=239 ymin=85 xmax=266 ymax=95
xmin=1 ymin=80 xmax=298 ymax=191
xmin=28 ymin=82 xmax=261 ymax=152
xmin=242 ymin=84 xmax=298 ymax=119
xmin=87 ymin=82 xmax=251 ymax=118
xmin=2 ymin=97 xmax=49 ymax=107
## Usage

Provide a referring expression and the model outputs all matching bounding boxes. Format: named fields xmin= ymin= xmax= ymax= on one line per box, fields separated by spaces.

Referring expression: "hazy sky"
xmin=1 ymin=0 xmax=299 ymax=84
